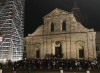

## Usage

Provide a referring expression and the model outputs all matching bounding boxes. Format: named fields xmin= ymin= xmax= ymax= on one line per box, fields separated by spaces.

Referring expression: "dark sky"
xmin=25 ymin=0 xmax=100 ymax=37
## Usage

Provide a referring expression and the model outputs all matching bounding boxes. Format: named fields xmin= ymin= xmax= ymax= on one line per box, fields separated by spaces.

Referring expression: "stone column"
xmin=92 ymin=32 xmax=96 ymax=59
xmin=50 ymin=39 xmax=53 ymax=55
xmin=71 ymin=42 xmax=76 ymax=59
xmin=88 ymin=32 xmax=94 ymax=60
xmin=62 ymin=41 xmax=67 ymax=59
xmin=31 ymin=44 xmax=34 ymax=58
xmin=43 ymin=40 xmax=46 ymax=58
xmin=51 ymin=41 xmax=55 ymax=55
xmin=84 ymin=42 xmax=88 ymax=60
xmin=47 ymin=39 xmax=52 ymax=55
xmin=66 ymin=41 xmax=70 ymax=59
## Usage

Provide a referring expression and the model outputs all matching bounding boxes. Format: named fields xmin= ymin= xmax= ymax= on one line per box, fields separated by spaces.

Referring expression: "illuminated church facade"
xmin=26 ymin=8 xmax=96 ymax=60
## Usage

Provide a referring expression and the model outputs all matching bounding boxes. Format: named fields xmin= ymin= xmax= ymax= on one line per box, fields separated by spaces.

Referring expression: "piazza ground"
xmin=2 ymin=69 xmax=100 ymax=73
xmin=2 ymin=71 xmax=100 ymax=73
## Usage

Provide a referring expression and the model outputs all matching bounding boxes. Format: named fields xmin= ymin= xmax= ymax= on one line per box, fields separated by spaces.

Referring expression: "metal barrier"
xmin=60 ymin=70 xmax=63 ymax=73
xmin=13 ymin=71 xmax=16 ymax=73
xmin=0 ymin=69 xmax=2 ymax=73
xmin=86 ymin=70 xmax=90 ymax=73
xmin=59 ymin=70 xmax=90 ymax=73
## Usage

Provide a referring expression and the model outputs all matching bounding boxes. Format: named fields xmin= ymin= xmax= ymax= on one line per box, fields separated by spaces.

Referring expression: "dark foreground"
xmin=2 ymin=71 xmax=100 ymax=73
xmin=1 ymin=58 xmax=100 ymax=73
xmin=2 ymin=69 xmax=100 ymax=73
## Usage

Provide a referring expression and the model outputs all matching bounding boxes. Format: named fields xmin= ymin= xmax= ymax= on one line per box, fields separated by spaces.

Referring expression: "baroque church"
xmin=25 ymin=3 xmax=96 ymax=60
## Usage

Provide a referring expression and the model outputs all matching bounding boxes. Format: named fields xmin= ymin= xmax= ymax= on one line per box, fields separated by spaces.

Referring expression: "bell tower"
xmin=72 ymin=0 xmax=88 ymax=27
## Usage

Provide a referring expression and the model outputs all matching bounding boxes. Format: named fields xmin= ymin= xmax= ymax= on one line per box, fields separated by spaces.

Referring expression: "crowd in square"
xmin=0 ymin=58 xmax=100 ymax=71
xmin=12 ymin=58 xmax=100 ymax=71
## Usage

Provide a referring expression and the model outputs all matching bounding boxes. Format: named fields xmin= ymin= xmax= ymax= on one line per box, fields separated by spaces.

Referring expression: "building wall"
xmin=96 ymin=32 xmax=100 ymax=57
xmin=26 ymin=8 xmax=96 ymax=60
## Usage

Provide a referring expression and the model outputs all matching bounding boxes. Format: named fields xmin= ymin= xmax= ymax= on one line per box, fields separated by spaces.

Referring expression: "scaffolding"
xmin=0 ymin=0 xmax=24 ymax=62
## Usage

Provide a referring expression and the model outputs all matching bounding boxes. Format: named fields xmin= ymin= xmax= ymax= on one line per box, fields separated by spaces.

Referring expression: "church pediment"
xmin=44 ymin=8 xmax=70 ymax=18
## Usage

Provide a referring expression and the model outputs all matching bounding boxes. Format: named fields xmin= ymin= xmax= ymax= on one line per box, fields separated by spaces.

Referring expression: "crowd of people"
xmin=1 ymin=58 xmax=100 ymax=71
xmin=11 ymin=58 xmax=100 ymax=71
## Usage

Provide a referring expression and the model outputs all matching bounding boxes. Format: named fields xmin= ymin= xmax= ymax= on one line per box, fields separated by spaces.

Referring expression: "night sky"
xmin=25 ymin=0 xmax=100 ymax=37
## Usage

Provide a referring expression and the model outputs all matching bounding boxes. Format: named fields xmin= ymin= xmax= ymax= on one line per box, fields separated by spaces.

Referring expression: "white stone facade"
xmin=26 ymin=8 xmax=96 ymax=60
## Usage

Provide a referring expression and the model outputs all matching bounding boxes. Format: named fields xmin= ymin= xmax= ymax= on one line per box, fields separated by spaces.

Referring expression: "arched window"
xmin=51 ymin=23 xmax=54 ymax=32
xmin=62 ymin=21 xmax=66 ymax=31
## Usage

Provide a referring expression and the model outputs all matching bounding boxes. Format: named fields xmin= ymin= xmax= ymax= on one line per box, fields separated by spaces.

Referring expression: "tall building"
xmin=0 ymin=0 xmax=24 ymax=62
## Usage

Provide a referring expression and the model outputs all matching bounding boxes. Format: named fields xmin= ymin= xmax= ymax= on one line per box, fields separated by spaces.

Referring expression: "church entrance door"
xmin=55 ymin=41 xmax=62 ymax=58
xmin=55 ymin=47 xmax=62 ymax=58
xmin=79 ymin=49 xmax=84 ymax=58
xmin=36 ymin=50 xmax=40 ymax=58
